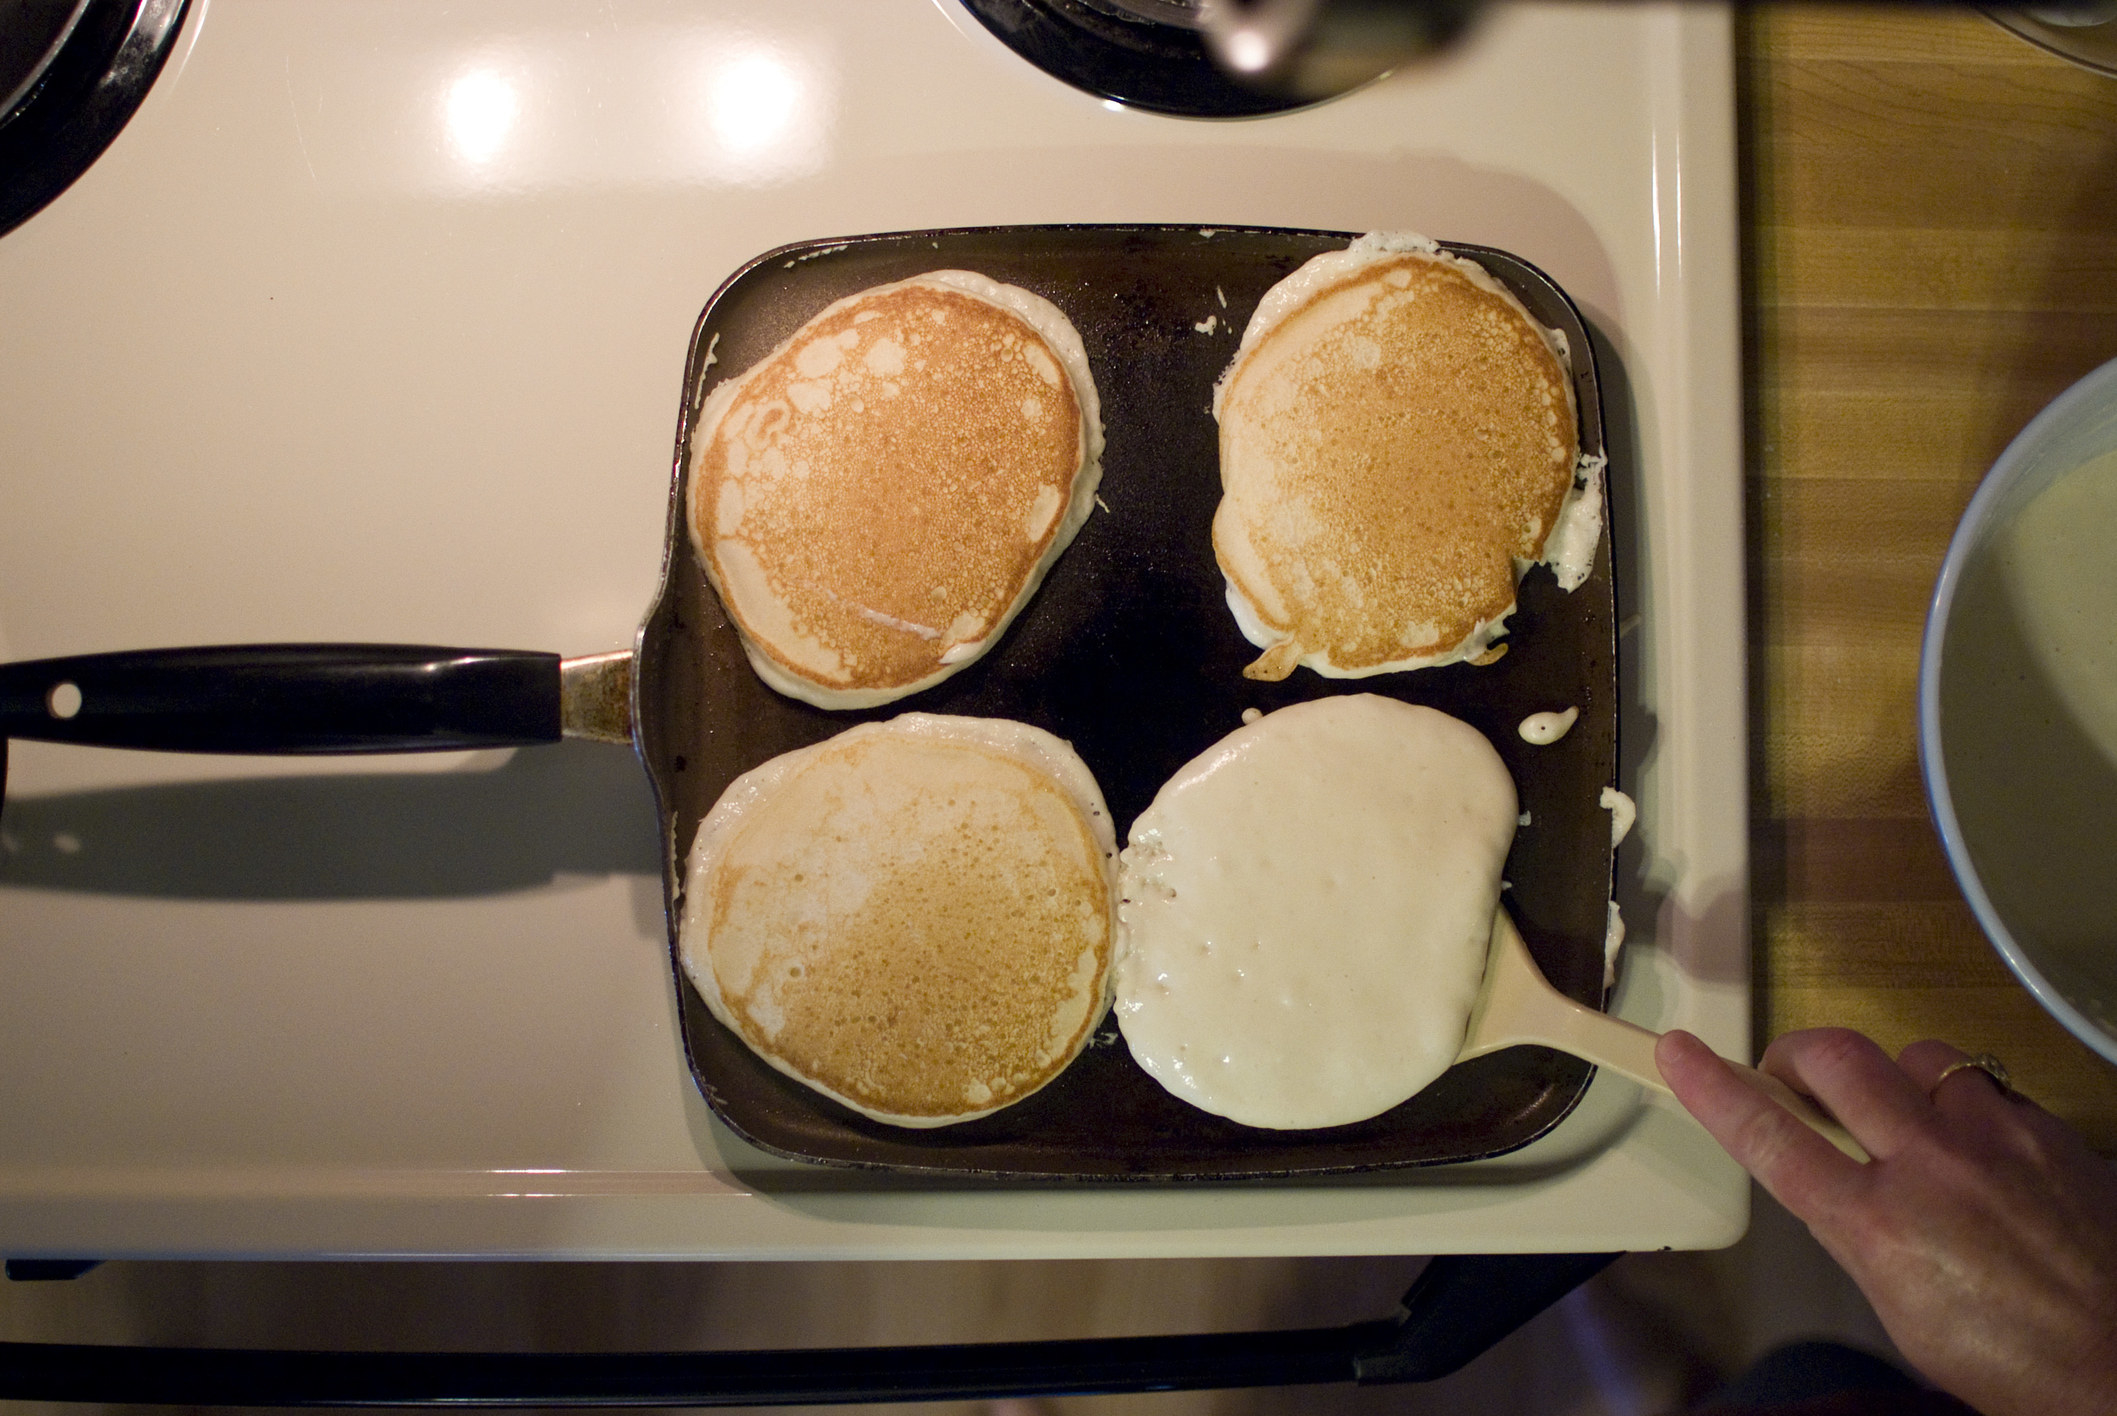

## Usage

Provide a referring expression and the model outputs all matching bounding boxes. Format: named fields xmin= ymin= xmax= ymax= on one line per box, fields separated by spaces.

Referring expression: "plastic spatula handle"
xmin=0 ymin=644 xmax=561 ymax=754
xmin=1464 ymin=906 xmax=1870 ymax=1162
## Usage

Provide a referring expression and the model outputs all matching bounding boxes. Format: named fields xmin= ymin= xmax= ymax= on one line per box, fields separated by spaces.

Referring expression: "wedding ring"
xmin=1930 ymin=1052 xmax=2014 ymax=1099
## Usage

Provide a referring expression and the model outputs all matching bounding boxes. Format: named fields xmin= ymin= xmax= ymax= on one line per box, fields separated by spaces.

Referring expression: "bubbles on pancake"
xmin=689 ymin=273 xmax=1104 ymax=710
xmin=729 ymin=768 xmax=1095 ymax=1107
xmin=1212 ymin=239 xmax=1585 ymax=681
xmin=1115 ymin=696 xmax=1517 ymax=1130
xmin=680 ymin=716 xmax=1118 ymax=1127
xmin=863 ymin=337 xmax=906 ymax=376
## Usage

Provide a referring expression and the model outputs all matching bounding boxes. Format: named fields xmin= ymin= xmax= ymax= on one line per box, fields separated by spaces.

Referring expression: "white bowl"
xmin=1920 ymin=356 xmax=2117 ymax=1067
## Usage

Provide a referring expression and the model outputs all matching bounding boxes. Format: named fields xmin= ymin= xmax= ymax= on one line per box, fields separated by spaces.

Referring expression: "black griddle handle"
xmin=0 ymin=1253 xmax=1619 ymax=1405
xmin=0 ymin=645 xmax=562 ymax=755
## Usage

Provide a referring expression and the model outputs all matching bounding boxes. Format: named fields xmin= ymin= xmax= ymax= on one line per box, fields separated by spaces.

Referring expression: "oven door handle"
xmin=0 ymin=1253 xmax=1617 ymax=1404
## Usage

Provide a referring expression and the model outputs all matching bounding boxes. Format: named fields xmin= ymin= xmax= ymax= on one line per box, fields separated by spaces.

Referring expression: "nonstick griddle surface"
xmin=638 ymin=225 xmax=1615 ymax=1180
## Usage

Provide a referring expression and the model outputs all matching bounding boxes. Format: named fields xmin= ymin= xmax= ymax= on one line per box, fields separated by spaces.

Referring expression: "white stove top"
xmin=0 ymin=0 xmax=1748 ymax=1259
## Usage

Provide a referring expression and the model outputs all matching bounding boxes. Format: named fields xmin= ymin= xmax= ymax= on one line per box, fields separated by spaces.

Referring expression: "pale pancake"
xmin=1114 ymin=695 xmax=1517 ymax=1130
xmin=678 ymin=715 xmax=1117 ymax=1128
xmin=1213 ymin=233 xmax=1586 ymax=682
xmin=689 ymin=272 xmax=1102 ymax=710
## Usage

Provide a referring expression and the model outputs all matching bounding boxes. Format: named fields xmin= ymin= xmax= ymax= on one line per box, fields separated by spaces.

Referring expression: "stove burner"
xmin=1 ymin=0 xmax=190 ymax=239
xmin=958 ymin=0 xmax=1310 ymax=118
xmin=1087 ymin=0 xmax=1207 ymax=23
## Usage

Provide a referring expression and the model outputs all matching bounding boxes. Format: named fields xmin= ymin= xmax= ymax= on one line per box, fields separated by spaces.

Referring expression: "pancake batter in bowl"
xmin=1940 ymin=446 xmax=2117 ymax=1028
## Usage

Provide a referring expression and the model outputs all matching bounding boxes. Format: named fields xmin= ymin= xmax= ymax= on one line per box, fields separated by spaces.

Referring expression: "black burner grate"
xmin=957 ymin=0 xmax=1315 ymax=118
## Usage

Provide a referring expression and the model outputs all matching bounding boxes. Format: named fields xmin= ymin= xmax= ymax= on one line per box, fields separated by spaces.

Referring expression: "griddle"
xmin=641 ymin=225 xmax=1616 ymax=1179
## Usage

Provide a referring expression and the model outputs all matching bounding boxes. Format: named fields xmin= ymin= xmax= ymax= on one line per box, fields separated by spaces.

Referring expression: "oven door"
xmin=0 ymin=1251 xmax=1615 ymax=1403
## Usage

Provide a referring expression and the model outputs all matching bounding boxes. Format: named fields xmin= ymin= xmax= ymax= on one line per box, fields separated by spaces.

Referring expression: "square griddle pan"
xmin=640 ymin=225 xmax=1616 ymax=1181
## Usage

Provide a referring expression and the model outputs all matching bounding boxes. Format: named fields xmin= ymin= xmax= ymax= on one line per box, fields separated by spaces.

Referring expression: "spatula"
xmin=1464 ymin=906 xmax=1870 ymax=1162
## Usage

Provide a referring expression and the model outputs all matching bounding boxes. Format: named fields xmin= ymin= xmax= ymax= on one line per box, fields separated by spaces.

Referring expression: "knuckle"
xmin=1804 ymin=1028 xmax=1877 ymax=1076
xmin=2002 ymin=1109 xmax=2069 ymax=1173
xmin=1729 ymin=1104 xmax=1802 ymax=1177
xmin=1763 ymin=1026 xmax=1864 ymax=1076
xmin=1895 ymin=1038 xmax=1960 ymax=1080
xmin=1766 ymin=1032 xmax=1871 ymax=1107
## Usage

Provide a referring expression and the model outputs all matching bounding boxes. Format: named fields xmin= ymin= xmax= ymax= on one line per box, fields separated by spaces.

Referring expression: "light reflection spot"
xmin=707 ymin=49 xmax=804 ymax=155
xmin=446 ymin=69 xmax=520 ymax=165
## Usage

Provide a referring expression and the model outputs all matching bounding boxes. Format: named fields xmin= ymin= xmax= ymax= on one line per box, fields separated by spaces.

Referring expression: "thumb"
xmin=1657 ymin=1028 xmax=1866 ymax=1219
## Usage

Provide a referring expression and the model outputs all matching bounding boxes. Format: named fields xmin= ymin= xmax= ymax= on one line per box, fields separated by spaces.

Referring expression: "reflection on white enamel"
xmin=377 ymin=29 xmax=835 ymax=194
xmin=445 ymin=69 xmax=520 ymax=166
xmin=708 ymin=50 xmax=801 ymax=153
xmin=692 ymin=40 xmax=831 ymax=185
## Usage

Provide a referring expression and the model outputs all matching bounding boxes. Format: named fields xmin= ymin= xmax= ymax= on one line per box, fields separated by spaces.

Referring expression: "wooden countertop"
xmin=1743 ymin=3 xmax=2117 ymax=1144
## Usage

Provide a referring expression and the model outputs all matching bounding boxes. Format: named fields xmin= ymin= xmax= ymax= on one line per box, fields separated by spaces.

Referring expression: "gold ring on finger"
xmin=1930 ymin=1052 xmax=2014 ymax=1100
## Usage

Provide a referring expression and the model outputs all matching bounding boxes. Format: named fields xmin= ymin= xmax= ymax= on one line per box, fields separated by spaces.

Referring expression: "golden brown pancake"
xmin=688 ymin=272 xmax=1102 ymax=709
xmin=1213 ymin=235 xmax=1583 ymax=682
xmin=677 ymin=715 xmax=1116 ymax=1127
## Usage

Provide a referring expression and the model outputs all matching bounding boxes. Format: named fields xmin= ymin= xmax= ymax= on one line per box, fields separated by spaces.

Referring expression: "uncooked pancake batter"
xmin=1114 ymin=695 xmax=1518 ymax=1129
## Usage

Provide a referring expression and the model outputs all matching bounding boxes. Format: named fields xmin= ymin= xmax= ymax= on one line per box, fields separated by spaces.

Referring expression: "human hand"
xmin=1657 ymin=1027 xmax=2117 ymax=1416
